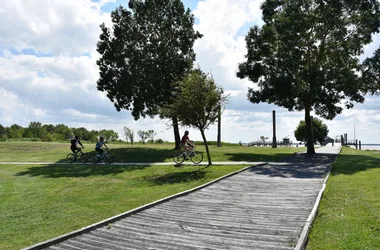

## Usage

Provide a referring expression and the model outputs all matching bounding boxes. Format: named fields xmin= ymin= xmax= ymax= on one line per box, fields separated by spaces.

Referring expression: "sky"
xmin=0 ymin=0 xmax=380 ymax=144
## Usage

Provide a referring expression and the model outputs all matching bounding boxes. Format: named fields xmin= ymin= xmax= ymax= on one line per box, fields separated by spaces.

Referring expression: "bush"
xmin=154 ymin=138 xmax=164 ymax=144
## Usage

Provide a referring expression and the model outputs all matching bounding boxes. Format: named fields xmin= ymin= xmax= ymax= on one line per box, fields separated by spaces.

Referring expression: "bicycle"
xmin=91 ymin=148 xmax=115 ymax=164
xmin=173 ymin=144 xmax=203 ymax=164
xmin=67 ymin=148 xmax=87 ymax=163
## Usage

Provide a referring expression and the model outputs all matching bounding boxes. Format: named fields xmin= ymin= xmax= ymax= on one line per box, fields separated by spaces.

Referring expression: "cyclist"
xmin=95 ymin=136 xmax=108 ymax=156
xmin=180 ymin=131 xmax=194 ymax=159
xmin=69 ymin=136 xmax=84 ymax=162
xmin=70 ymin=135 xmax=84 ymax=154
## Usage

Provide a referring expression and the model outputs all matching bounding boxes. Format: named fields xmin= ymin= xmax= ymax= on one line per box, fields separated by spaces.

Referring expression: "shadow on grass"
xmin=329 ymin=150 xmax=380 ymax=176
xmin=14 ymin=164 xmax=152 ymax=178
xmin=56 ymin=147 xmax=177 ymax=164
xmin=223 ymin=153 xmax=292 ymax=162
xmin=144 ymin=170 xmax=207 ymax=185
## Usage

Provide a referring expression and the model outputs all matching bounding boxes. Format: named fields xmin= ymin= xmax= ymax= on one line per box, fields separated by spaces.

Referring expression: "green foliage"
xmin=237 ymin=0 xmax=380 ymax=153
xmin=146 ymin=130 xmax=156 ymax=143
xmin=362 ymin=47 xmax=380 ymax=94
xmin=123 ymin=127 xmax=134 ymax=144
xmin=155 ymin=138 xmax=165 ymax=144
xmin=8 ymin=124 xmax=24 ymax=139
xmin=294 ymin=117 xmax=329 ymax=145
xmin=167 ymin=69 xmax=229 ymax=131
xmin=96 ymin=0 xmax=202 ymax=120
xmin=164 ymin=69 xmax=229 ymax=164
xmin=28 ymin=121 xmax=42 ymax=138
xmin=137 ymin=130 xmax=148 ymax=144
xmin=0 ymin=124 xmax=6 ymax=141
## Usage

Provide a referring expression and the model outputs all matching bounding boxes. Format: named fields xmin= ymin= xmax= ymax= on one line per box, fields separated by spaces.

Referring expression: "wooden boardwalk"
xmin=25 ymin=147 xmax=341 ymax=250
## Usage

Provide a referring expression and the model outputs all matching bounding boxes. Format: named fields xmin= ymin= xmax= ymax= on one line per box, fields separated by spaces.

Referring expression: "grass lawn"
xmin=306 ymin=147 xmax=380 ymax=250
xmin=0 ymin=141 xmax=303 ymax=163
xmin=0 ymin=141 xmax=304 ymax=250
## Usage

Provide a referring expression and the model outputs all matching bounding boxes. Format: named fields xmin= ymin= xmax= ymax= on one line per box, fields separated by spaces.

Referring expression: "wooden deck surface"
xmin=29 ymin=147 xmax=341 ymax=250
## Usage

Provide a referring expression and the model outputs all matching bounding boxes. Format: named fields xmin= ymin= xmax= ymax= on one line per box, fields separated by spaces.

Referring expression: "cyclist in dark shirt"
xmin=70 ymin=135 xmax=84 ymax=154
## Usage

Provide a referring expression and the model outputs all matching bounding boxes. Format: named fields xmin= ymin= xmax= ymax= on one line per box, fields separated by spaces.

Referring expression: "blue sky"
xmin=0 ymin=0 xmax=380 ymax=144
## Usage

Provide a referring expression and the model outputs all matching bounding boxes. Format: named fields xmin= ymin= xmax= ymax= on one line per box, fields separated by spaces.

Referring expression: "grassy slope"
xmin=0 ymin=141 xmax=304 ymax=250
xmin=0 ymin=141 xmax=303 ymax=163
xmin=306 ymin=147 xmax=380 ymax=250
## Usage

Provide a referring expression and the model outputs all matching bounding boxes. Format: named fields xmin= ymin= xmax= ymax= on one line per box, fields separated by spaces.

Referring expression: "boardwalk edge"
xmin=294 ymin=147 xmax=342 ymax=250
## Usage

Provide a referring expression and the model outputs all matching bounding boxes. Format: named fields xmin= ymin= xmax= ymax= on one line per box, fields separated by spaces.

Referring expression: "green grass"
xmin=0 ymin=141 xmax=304 ymax=163
xmin=0 ymin=141 xmax=304 ymax=250
xmin=306 ymin=147 xmax=380 ymax=250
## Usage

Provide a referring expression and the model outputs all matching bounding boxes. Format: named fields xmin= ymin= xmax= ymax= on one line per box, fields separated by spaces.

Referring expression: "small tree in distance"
xmin=260 ymin=136 xmax=269 ymax=144
xmin=146 ymin=130 xmax=157 ymax=143
xmin=294 ymin=118 xmax=329 ymax=146
xmin=137 ymin=130 xmax=148 ymax=144
xmin=123 ymin=127 xmax=134 ymax=145
xmin=163 ymin=69 xmax=229 ymax=165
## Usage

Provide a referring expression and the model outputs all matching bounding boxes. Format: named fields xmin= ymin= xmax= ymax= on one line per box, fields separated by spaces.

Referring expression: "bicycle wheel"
xmin=67 ymin=153 xmax=76 ymax=164
xmin=173 ymin=151 xmax=185 ymax=164
xmin=104 ymin=153 xmax=115 ymax=164
xmin=77 ymin=151 xmax=86 ymax=163
xmin=91 ymin=154 xmax=100 ymax=165
xmin=190 ymin=151 xmax=203 ymax=164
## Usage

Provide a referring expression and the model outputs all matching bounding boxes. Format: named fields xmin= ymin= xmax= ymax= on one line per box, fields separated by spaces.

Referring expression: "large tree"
xmin=294 ymin=117 xmax=329 ymax=146
xmin=164 ymin=69 xmax=229 ymax=165
xmin=237 ymin=0 xmax=380 ymax=154
xmin=96 ymin=0 xmax=202 ymax=149
xmin=362 ymin=47 xmax=380 ymax=93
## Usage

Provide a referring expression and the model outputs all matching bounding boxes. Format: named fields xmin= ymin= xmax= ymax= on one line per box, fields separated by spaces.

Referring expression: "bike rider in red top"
xmin=180 ymin=131 xmax=194 ymax=158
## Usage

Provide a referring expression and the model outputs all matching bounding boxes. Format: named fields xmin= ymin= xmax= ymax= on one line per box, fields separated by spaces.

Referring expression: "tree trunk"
xmin=217 ymin=105 xmax=222 ymax=147
xmin=200 ymin=129 xmax=212 ymax=166
xmin=305 ymin=107 xmax=315 ymax=154
xmin=172 ymin=116 xmax=180 ymax=150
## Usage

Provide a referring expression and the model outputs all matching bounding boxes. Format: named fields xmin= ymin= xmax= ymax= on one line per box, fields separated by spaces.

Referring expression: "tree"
xmin=123 ymin=127 xmax=134 ymax=144
xmin=8 ymin=124 xmax=24 ymax=139
xmin=0 ymin=124 xmax=6 ymax=141
xmin=362 ymin=47 xmax=380 ymax=94
xmin=96 ymin=0 xmax=202 ymax=149
xmin=137 ymin=130 xmax=148 ymax=144
xmin=260 ymin=136 xmax=269 ymax=143
xmin=99 ymin=129 xmax=119 ymax=141
xmin=55 ymin=124 xmax=71 ymax=141
xmin=294 ymin=118 xmax=329 ymax=146
xmin=146 ymin=130 xmax=157 ymax=143
xmin=237 ymin=0 xmax=380 ymax=154
xmin=28 ymin=121 xmax=42 ymax=138
xmin=164 ymin=69 xmax=229 ymax=165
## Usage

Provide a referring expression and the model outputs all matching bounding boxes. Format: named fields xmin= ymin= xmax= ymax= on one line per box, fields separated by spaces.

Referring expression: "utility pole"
xmin=272 ymin=110 xmax=277 ymax=148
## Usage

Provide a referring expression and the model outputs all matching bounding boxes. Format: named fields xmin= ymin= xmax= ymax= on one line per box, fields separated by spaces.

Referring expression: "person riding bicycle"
xmin=95 ymin=136 xmax=108 ymax=156
xmin=180 ymin=131 xmax=194 ymax=158
xmin=70 ymin=135 xmax=84 ymax=154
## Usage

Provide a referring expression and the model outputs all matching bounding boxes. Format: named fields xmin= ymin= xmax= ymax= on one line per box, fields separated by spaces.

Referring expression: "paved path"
xmin=24 ymin=146 xmax=341 ymax=250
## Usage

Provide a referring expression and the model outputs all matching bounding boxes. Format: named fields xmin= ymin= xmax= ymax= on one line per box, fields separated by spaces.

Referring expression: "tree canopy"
xmin=294 ymin=117 xmax=329 ymax=146
xmin=96 ymin=0 xmax=202 ymax=119
xmin=237 ymin=0 xmax=380 ymax=154
xmin=362 ymin=47 xmax=380 ymax=94
xmin=164 ymin=69 xmax=229 ymax=165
